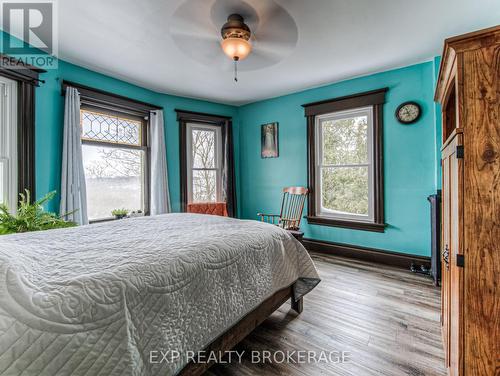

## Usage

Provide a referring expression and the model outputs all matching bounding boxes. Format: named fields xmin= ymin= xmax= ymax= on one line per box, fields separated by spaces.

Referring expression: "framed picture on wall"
xmin=261 ymin=122 xmax=279 ymax=158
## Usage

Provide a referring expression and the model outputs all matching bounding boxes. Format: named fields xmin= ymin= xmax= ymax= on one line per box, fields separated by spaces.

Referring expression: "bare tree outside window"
xmin=191 ymin=129 xmax=217 ymax=202
xmin=186 ymin=125 xmax=222 ymax=204
xmin=85 ymin=149 xmax=142 ymax=178
xmin=80 ymin=109 xmax=146 ymax=220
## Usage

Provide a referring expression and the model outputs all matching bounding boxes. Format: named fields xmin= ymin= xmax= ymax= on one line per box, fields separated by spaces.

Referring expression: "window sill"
xmin=89 ymin=215 xmax=147 ymax=224
xmin=89 ymin=217 xmax=119 ymax=224
xmin=306 ymin=216 xmax=386 ymax=233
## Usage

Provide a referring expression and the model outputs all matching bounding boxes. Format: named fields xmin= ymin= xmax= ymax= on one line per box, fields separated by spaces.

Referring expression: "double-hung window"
xmin=186 ymin=123 xmax=222 ymax=203
xmin=304 ymin=88 xmax=386 ymax=232
xmin=80 ymin=107 xmax=149 ymax=221
xmin=176 ymin=110 xmax=236 ymax=216
xmin=0 ymin=76 xmax=17 ymax=214
xmin=316 ymin=107 xmax=374 ymax=222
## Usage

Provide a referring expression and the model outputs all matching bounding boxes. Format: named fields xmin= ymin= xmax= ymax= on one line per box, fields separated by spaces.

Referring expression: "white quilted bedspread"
xmin=0 ymin=213 xmax=319 ymax=375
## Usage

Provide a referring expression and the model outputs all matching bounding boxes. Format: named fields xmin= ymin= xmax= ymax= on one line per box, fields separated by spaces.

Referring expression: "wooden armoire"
xmin=435 ymin=26 xmax=499 ymax=375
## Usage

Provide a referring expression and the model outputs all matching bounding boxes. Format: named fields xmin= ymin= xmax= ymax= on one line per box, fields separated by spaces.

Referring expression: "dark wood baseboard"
xmin=303 ymin=238 xmax=431 ymax=270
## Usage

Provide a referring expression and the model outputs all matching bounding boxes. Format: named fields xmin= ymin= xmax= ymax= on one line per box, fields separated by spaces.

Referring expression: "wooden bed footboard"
xmin=179 ymin=286 xmax=301 ymax=375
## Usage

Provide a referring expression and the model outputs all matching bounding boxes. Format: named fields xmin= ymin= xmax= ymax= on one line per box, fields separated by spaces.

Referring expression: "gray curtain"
xmin=221 ymin=120 xmax=237 ymax=217
xmin=150 ymin=110 xmax=171 ymax=215
xmin=60 ymin=87 xmax=88 ymax=225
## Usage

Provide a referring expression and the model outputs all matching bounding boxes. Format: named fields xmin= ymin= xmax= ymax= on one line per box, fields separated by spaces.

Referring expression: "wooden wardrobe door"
xmin=462 ymin=38 xmax=499 ymax=376
xmin=441 ymin=148 xmax=451 ymax=367
xmin=449 ymin=134 xmax=464 ymax=376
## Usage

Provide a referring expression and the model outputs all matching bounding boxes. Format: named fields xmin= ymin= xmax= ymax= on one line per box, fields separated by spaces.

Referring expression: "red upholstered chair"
xmin=187 ymin=202 xmax=228 ymax=217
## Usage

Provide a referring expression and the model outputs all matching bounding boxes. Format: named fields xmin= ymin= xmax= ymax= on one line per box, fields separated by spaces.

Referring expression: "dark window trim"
xmin=175 ymin=109 xmax=233 ymax=214
xmin=0 ymin=54 xmax=46 ymax=86
xmin=176 ymin=109 xmax=231 ymax=123
xmin=303 ymin=88 xmax=387 ymax=232
xmin=0 ymin=54 xmax=45 ymax=201
xmin=302 ymin=88 xmax=388 ymax=116
xmin=76 ymin=86 xmax=155 ymax=219
xmin=61 ymin=80 xmax=162 ymax=116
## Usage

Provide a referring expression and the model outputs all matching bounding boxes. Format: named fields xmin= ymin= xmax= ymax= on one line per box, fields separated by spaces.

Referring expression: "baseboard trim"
xmin=303 ymin=238 xmax=431 ymax=269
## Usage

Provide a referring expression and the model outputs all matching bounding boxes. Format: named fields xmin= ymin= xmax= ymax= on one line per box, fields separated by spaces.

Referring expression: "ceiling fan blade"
xmin=252 ymin=38 xmax=294 ymax=58
xmin=220 ymin=47 xmax=282 ymax=72
xmin=169 ymin=0 xmax=222 ymax=65
xmin=170 ymin=29 xmax=218 ymax=43
xmin=169 ymin=0 xmax=219 ymax=39
xmin=248 ymin=48 xmax=282 ymax=66
xmin=252 ymin=2 xmax=298 ymax=51
xmin=170 ymin=33 xmax=224 ymax=65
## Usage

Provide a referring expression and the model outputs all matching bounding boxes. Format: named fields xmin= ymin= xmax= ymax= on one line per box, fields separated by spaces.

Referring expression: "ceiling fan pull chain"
xmin=234 ymin=59 xmax=238 ymax=82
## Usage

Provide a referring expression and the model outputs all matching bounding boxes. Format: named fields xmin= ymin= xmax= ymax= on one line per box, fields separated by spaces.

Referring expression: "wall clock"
xmin=395 ymin=101 xmax=421 ymax=124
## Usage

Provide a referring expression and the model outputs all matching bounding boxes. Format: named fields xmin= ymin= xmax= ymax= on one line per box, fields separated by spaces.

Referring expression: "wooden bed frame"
xmin=180 ymin=286 xmax=303 ymax=375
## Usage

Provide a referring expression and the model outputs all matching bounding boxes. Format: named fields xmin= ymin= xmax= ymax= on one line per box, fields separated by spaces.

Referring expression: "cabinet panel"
xmin=441 ymin=132 xmax=463 ymax=374
xmin=441 ymin=148 xmax=451 ymax=368
xmin=449 ymin=136 xmax=464 ymax=376
xmin=462 ymin=41 xmax=500 ymax=376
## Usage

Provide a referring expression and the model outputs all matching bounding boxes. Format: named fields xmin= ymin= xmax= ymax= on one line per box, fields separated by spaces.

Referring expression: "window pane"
xmin=192 ymin=129 xmax=216 ymax=168
xmin=81 ymin=110 xmax=141 ymax=146
xmin=192 ymin=169 xmax=216 ymax=202
xmin=321 ymin=166 xmax=369 ymax=215
xmin=322 ymin=115 xmax=368 ymax=165
xmin=0 ymin=159 xmax=5 ymax=206
xmin=82 ymin=144 xmax=143 ymax=220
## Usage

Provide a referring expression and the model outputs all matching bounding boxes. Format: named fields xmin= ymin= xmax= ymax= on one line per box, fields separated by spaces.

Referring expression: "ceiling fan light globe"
xmin=221 ymin=38 xmax=252 ymax=61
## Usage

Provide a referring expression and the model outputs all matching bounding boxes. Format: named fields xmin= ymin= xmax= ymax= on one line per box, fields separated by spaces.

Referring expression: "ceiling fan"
xmin=220 ymin=14 xmax=252 ymax=81
xmin=169 ymin=0 xmax=298 ymax=82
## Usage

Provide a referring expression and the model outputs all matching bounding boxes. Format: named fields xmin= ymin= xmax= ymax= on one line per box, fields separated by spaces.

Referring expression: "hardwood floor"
xmin=207 ymin=252 xmax=446 ymax=376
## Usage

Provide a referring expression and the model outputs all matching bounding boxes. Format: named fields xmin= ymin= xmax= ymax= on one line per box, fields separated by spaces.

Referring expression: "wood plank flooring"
xmin=207 ymin=252 xmax=446 ymax=376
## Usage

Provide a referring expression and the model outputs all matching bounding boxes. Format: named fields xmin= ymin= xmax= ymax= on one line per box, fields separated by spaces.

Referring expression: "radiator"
xmin=427 ymin=191 xmax=441 ymax=286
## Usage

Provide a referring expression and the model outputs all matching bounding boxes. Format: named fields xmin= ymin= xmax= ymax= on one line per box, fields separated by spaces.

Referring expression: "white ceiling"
xmin=54 ymin=0 xmax=499 ymax=106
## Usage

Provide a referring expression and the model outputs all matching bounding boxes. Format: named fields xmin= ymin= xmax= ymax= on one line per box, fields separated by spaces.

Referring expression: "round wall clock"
xmin=395 ymin=101 xmax=421 ymax=124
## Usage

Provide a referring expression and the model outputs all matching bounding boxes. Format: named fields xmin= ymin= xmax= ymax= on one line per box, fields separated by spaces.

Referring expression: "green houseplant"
xmin=111 ymin=208 xmax=129 ymax=219
xmin=0 ymin=190 xmax=76 ymax=235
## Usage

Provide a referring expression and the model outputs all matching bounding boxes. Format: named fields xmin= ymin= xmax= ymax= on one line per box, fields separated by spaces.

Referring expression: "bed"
xmin=0 ymin=213 xmax=320 ymax=375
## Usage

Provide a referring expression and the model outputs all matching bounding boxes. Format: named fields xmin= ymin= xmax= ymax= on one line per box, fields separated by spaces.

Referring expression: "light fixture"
xmin=220 ymin=14 xmax=252 ymax=82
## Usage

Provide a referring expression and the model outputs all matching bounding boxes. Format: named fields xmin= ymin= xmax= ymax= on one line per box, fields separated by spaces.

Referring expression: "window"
xmin=316 ymin=107 xmax=374 ymax=221
xmin=176 ymin=110 xmax=236 ymax=216
xmin=80 ymin=107 xmax=149 ymax=221
xmin=0 ymin=75 xmax=18 ymax=214
xmin=0 ymin=55 xmax=41 ymax=202
xmin=303 ymin=88 xmax=386 ymax=232
xmin=186 ymin=123 xmax=222 ymax=203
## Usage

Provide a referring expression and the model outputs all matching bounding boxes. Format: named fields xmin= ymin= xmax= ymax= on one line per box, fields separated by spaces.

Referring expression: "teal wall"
xmin=3 ymin=30 xmax=443 ymax=256
xmin=34 ymin=60 xmax=239 ymax=213
xmin=0 ymin=30 xmax=240 ymax=214
xmin=237 ymin=62 xmax=438 ymax=256
xmin=433 ymin=56 xmax=443 ymax=189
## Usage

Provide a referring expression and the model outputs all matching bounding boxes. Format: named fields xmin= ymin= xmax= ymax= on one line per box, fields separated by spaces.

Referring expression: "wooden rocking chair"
xmin=257 ymin=187 xmax=309 ymax=240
